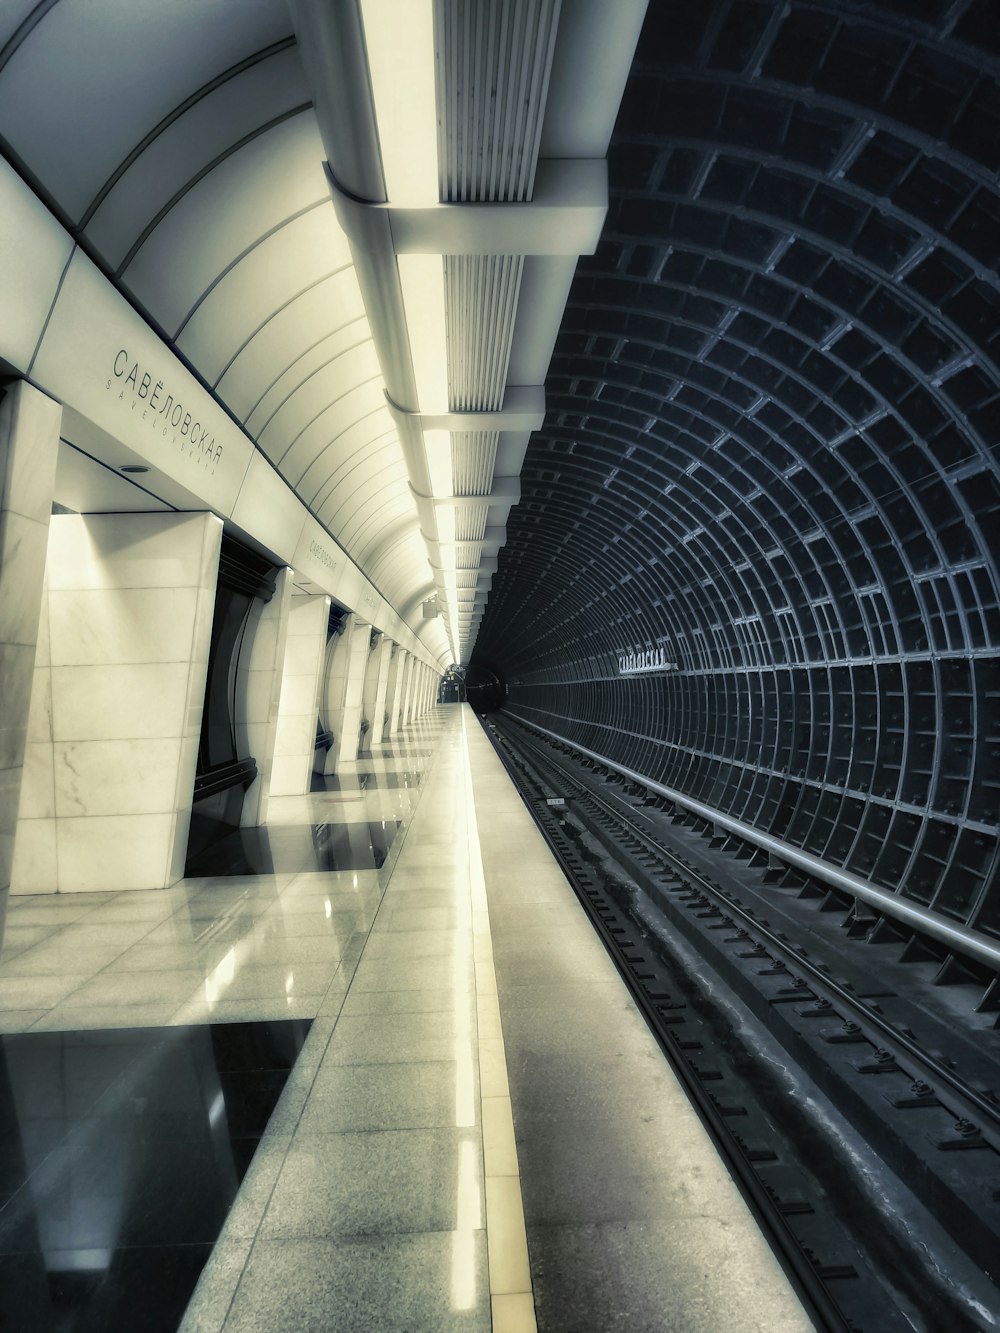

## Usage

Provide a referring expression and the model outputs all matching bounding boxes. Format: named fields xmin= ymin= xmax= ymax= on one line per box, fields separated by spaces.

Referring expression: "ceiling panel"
xmin=85 ymin=44 xmax=307 ymax=268
xmin=176 ymin=204 xmax=352 ymax=382
xmin=120 ymin=112 xmax=327 ymax=335
xmin=259 ymin=350 xmax=385 ymax=473
xmin=222 ymin=275 xmax=366 ymax=420
xmin=0 ymin=0 xmax=290 ymax=221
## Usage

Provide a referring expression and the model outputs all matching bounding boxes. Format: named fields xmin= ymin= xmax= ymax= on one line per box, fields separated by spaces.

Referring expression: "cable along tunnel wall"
xmin=472 ymin=0 xmax=1000 ymax=948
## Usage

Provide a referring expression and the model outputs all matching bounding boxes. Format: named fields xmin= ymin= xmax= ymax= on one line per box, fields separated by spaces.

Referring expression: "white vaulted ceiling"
xmin=0 ymin=0 xmax=645 ymax=663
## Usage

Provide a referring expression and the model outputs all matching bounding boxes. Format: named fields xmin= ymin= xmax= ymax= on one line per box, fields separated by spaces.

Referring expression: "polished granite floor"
xmin=0 ymin=710 xmax=813 ymax=1332
xmin=0 ymin=1020 xmax=310 ymax=1333
xmin=184 ymin=819 xmax=404 ymax=878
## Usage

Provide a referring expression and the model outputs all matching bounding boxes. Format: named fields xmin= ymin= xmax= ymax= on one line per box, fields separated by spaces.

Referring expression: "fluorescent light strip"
xmin=359 ymin=0 xmax=439 ymax=205
xmin=398 ymin=254 xmax=449 ymax=414
xmin=424 ymin=428 xmax=453 ymax=497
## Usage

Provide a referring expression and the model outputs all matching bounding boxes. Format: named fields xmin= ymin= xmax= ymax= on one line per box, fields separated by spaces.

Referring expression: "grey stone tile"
xmin=373 ymin=906 xmax=465 ymax=933
xmin=0 ymin=942 xmax=126 ymax=976
xmin=177 ymin=1234 xmax=254 ymax=1333
xmin=0 ymin=924 xmax=56 ymax=955
xmin=170 ymin=997 xmax=320 ymax=1025
xmin=84 ymin=894 xmax=185 ymax=922
xmin=338 ymin=985 xmax=472 ymax=1018
xmin=297 ymin=1060 xmax=470 ymax=1134
xmin=221 ymin=1232 xmax=489 ymax=1331
xmin=103 ymin=943 xmax=205 ymax=973
xmin=527 ymin=1219 xmax=812 ymax=1333
xmin=0 ymin=973 xmax=92 ymax=1009
xmin=3 ymin=901 xmax=95 ymax=925
xmin=219 ymin=1136 xmax=295 ymax=1240
xmin=324 ymin=1011 xmax=471 ymax=1066
xmin=177 ymin=1231 xmax=252 ymax=1327
xmin=249 ymin=912 xmax=369 ymax=942
xmin=261 ymin=1127 xmax=483 ymax=1239
xmin=265 ymin=891 xmax=379 ymax=916
xmin=350 ymin=956 xmax=474 ymax=993
xmin=490 ymin=978 xmax=625 ymax=1011
xmin=516 ymin=1111 xmax=737 ymax=1226
xmin=56 ymin=968 xmax=205 ymax=1007
xmin=32 ymin=1001 xmax=188 ymax=1031
xmin=362 ymin=929 xmax=472 ymax=961
xmin=208 ymin=961 xmax=341 ymax=1001
xmin=0 ymin=1009 xmax=49 ymax=1031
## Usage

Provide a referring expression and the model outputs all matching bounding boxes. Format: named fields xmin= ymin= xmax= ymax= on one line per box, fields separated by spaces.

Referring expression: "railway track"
xmin=480 ymin=713 xmax=1000 ymax=1332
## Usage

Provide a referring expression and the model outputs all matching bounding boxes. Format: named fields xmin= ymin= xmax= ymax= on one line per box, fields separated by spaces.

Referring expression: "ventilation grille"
xmin=456 ymin=546 xmax=481 ymax=570
xmin=452 ymin=430 xmax=499 ymax=495
xmin=454 ymin=504 xmax=489 ymax=542
xmin=435 ymin=0 xmax=560 ymax=202
xmin=457 ymin=570 xmax=480 ymax=588
xmin=445 ymin=254 xmax=524 ymax=411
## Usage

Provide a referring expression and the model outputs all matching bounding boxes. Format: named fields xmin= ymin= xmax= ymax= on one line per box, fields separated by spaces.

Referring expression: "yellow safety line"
xmin=462 ymin=711 xmax=538 ymax=1333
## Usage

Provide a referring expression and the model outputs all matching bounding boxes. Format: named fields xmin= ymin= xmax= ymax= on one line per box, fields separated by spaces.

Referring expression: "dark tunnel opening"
xmin=472 ymin=0 xmax=1000 ymax=941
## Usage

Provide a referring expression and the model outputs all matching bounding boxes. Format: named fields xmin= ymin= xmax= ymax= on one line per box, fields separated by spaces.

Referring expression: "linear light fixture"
xmin=423 ymin=427 xmax=453 ymax=497
xmin=398 ymin=253 xmax=449 ymax=413
xmin=358 ymin=0 xmax=439 ymax=205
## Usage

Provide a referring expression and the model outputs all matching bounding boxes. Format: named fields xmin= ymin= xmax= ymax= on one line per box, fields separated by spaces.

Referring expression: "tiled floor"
xmin=0 ymin=709 xmax=814 ymax=1331
xmin=0 ymin=1019 xmax=311 ymax=1332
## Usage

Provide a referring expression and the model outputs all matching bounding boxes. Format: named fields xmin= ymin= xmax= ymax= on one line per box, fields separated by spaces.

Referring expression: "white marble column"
xmin=401 ymin=655 xmax=419 ymax=727
xmin=396 ymin=654 xmax=413 ymax=728
xmin=12 ymin=511 xmax=222 ymax=892
xmin=323 ymin=614 xmax=372 ymax=771
xmin=238 ymin=567 xmax=291 ymax=826
xmin=270 ymin=593 xmax=329 ymax=796
xmin=415 ymin=660 xmax=429 ymax=721
xmin=361 ymin=632 xmax=393 ymax=749
xmin=357 ymin=628 xmax=381 ymax=755
xmin=385 ymin=645 xmax=406 ymax=734
xmin=0 ymin=382 xmax=61 ymax=927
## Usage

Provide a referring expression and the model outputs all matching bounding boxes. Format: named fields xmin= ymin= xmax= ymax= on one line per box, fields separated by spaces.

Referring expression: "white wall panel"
xmin=229 ymin=450 xmax=305 ymax=568
xmin=0 ymin=162 xmax=74 ymax=374
xmin=31 ymin=249 xmax=255 ymax=515
xmin=12 ymin=511 xmax=222 ymax=893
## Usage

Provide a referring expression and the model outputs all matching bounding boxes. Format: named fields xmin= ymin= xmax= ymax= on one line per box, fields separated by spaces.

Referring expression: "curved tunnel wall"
xmin=473 ymin=0 xmax=1000 ymax=939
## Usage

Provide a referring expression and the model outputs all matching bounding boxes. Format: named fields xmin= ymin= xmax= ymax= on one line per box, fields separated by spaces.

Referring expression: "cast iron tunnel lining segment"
xmin=472 ymin=0 xmax=1000 ymax=950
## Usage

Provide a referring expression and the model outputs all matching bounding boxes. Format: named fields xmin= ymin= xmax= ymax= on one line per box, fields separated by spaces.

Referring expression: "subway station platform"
xmin=0 ymin=707 xmax=812 ymax=1332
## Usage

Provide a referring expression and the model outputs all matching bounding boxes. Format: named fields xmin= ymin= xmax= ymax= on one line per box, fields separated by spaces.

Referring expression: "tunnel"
xmin=473 ymin=0 xmax=1000 ymax=948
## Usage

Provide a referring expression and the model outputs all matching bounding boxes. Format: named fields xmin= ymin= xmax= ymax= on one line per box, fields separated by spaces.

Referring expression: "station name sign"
xmin=618 ymin=647 xmax=678 ymax=675
xmin=308 ymin=539 xmax=338 ymax=572
xmin=110 ymin=348 xmax=222 ymax=472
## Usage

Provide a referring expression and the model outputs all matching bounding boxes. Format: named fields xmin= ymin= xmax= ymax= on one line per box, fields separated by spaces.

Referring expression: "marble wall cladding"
xmin=359 ymin=634 xmax=390 ymax=753
xmin=322 ymin=615 xmax=372 ymax=772
xmin=397 ymin=655 xmax=410 ymax=729
xmin=401 ymin=654 xmax=418 ymax=726
xmin=0 ymin=382 xmax=61 ymax=901
xmin=11 ymin=511 xmax=223 ymax=893
xmin=238 ymin=568 xmax=291 ymax=828
xmin=270 ymin=594 xmax=329 ymax=796
xmin=385 ymin=647 xmax=406 ymax=734
xmin=368 ymin=635 xmax=394 ymax=746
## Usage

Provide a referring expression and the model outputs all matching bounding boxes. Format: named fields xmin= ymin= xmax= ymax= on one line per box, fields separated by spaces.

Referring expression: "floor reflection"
xmin=0 ymin=1020 xmax=309 ymax=1333
xmin=311 ymin=770 xmax=422 ymax=793
xmin=184 ymin=820 xmax=403 ymax=878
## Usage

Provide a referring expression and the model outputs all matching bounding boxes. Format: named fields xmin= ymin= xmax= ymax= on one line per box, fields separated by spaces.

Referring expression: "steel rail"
xmin=479 ymin=719 xmax=858 ymax=1333
xmin=538 ymin=736 xmax=1000 ymax=1138
xmin=511 ymin=713 xmax=1000 ymax=973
